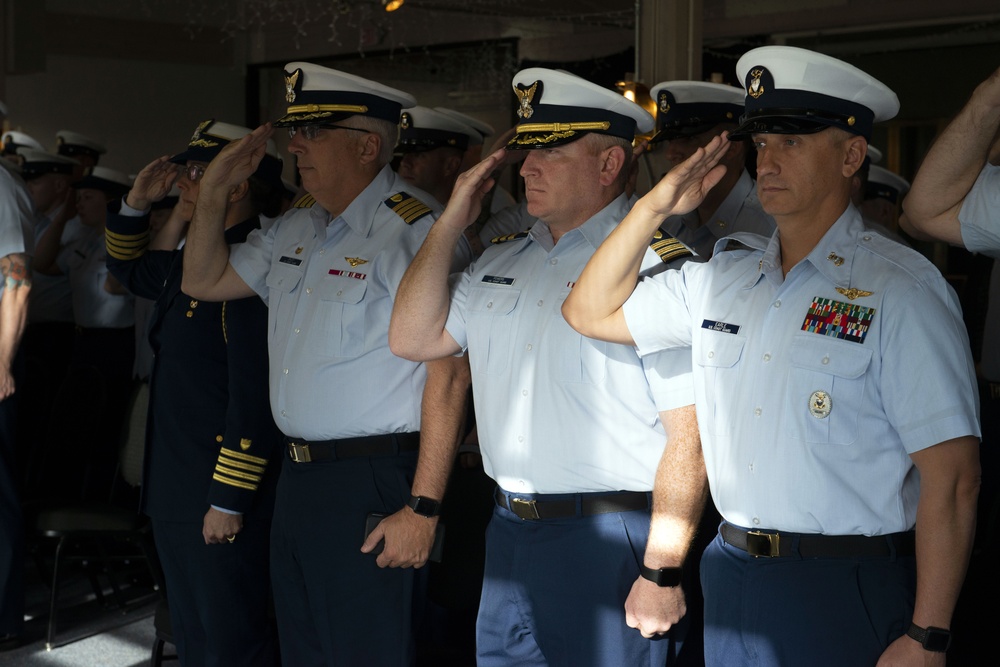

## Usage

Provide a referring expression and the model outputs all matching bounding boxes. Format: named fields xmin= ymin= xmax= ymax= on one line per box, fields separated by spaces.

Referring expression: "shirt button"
xmin=487 ymin=301 xmax=493 ymax=309
xmin=754 ymin=407 xmax=762 ymax=416
xmin=522 ymin=389 xmax=528 ymax=397
xmin=517 ymin=435 xmax=524 ymax=442
xmin=336 ymin=290 xmax=343 ymax=296
xmin=518 ymin=480 xmax=526 ymax=489
xmin=319 ymin=249 xmax=325 ymax=255
xmin=283 ymin=368 xmax=289 ymax=375
xmin=306 ymin=288 xmax=312 ymax=294
xmin=526 ymin=344 xmax=533 ymax=351
xmin=281 ymin=410 xmax=287 ymax=416
xmin=294 ymin=328 xmax=301 ymax=334
xmin=537 ymin=300 xmax=544 ymax=307
xmin=717 ymin=220 xmax=727 ymax=228
xmin=822 ymin=356 xmax=830 ymax=365
xmin=550 ymin=258 xmax=558 ymax=265
xmin=762 ymin=353 xmax=771 ymax=362
xmin=862 ymin=235 xmax=872 ymax=242
xmin=707 ymin=351 xmax=715 ymax=359
xmin=748 ymin=462 xmax=754 ymax=472
xmin=752 ymin=517 xmax=761 ymax=526
xmin=774 ymin=299 xmax=781 ymax=308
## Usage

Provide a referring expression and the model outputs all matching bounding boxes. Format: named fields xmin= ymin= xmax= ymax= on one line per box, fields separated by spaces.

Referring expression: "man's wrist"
xmin=407 ymin=495 xmax=442 ymax=518
xmin=639 ymin=564 xmax=682 ymax=587
xmin=906 ymin=622 xmax=952 ymax=652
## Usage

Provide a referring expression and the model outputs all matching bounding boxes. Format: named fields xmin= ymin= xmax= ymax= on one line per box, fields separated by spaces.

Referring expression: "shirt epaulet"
xmin=491 ymin=230 xmax=530 ymax=245
xmin=293 ymin=193 xmax=316 ymax=209
xmin=383 ymin=191 xmax=433 ymax=225
xmin=649 ymin=228 xmax=693 ymax=263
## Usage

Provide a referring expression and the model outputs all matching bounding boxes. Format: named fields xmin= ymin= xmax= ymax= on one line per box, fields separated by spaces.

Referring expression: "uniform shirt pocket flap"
xmin=789 ymin=337 xmax=872 ymax=379
xmin=265 ymin=265 xmax=302 ymax=293
xmin=318 ymin=275 xmax=367 ymax=304
xmin=467 ymin=286 xmax=521 ymax=315
xmin=697 ymin=333 xmax=746 ymax=369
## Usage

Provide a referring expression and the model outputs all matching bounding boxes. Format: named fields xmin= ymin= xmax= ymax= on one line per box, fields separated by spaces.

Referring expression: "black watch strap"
xmin=906 ymin=622 xmax=952 ymax=652
xmin=639 ymin=564 xmax=682 ymax=587
xmin=407 ymin=495 xmax=442 ymax=518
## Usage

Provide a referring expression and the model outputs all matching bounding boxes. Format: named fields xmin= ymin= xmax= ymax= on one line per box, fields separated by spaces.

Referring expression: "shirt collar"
xmin=310 ymin=165 xmax=396 ymax=240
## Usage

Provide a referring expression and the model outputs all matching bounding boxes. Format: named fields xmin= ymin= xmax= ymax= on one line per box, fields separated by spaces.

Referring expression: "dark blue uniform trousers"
xmin=702 ymin=528 xmax=917 ymax=666
xmin=270 ymin=450 xmax=421 ymax=667
xmin=151 ymin=515 xmax=278 ymax=666
xmin=0 ymin=387 xmax=23 ymax=639
xmin=476 ymin=495 xmax=681 ymax=667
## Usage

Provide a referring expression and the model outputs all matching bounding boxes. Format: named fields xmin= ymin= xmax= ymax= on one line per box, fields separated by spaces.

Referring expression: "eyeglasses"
xmin=287 ymin=124 xmax=371 ymax=141
xmin=179 ymin=164 xmax=206 ymax=182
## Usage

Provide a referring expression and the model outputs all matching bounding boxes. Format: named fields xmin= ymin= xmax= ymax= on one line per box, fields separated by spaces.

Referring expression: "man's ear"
xmin=358 ymin=132 xmax=382 ymax=165
xmin=843 ymin=134 xmax=867 ymax=179
xmin=229 ymin=180 xmax=250 ymax=203
xmin=599 ymin=145 xmax=627 ymax=187
xmin=443 ymin=152 xmax=464 ymax=179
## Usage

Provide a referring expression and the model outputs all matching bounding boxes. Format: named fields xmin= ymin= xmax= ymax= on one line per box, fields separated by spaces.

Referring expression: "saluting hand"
xmin=200 ymin=123 xmax=275 ymax=193
xmin=437 ymin=148 xmax=508 ymax=234
xmin=127 ymin=155 xmax=179 ymax=211
xmin=636 ymin=132 xmax=731 ymax=221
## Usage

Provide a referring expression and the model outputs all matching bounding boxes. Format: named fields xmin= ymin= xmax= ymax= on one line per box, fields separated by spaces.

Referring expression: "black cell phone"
xmin=364 ymin=512 xmax=445 ymax=563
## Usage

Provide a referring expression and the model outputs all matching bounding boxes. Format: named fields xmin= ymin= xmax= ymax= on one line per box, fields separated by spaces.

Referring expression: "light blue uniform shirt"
xmin=445 ymin=194 xmax=694 ymax=494
xmin=623 ymin=205 xmax=980 ymax=535
xmin=660 ymin=169 xmax=774 ymax=259
xmin=60 ymin=226 xmax=134 ymax=329
xmin=231 ymin=166 xmax=441 ymax=441
xmin=958 ymin=162 xmax=1000 ymax=257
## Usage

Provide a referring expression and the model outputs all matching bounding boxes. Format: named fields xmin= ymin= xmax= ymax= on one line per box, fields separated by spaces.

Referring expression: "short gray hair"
xmin=341 ymin=115 xmax=397 ymax=166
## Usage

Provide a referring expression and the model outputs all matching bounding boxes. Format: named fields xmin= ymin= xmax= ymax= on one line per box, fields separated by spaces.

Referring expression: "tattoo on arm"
xmin=1 ymin=253 xmax=32 ymax=290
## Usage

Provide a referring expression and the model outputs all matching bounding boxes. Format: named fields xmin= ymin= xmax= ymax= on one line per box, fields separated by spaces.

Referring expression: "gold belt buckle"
xmin=746 ymin=530 xmax=781 ymax=557
xmin=511 ymin=498 xmax=540 ymax=520
xmin=288 ymin=442 xmax=311 ymax=463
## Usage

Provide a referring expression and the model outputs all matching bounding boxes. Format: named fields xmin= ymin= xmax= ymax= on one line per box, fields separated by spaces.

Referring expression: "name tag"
xmin=482 ymin=275 xmax=515 ymax=286
xmin=701 ymin=319 xmax=740 ymax=335
xmin=279 ymin=256 xmax=302 ymax=266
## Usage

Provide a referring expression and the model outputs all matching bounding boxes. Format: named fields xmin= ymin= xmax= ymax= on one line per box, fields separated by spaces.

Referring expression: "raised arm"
xmin=562 ymin=133 xmax=730 ymax=344
xmin=180 ymin=126 xmax=272 ymax=301
xmin=389 ymin=149 xmax=506 ymax=361
xmin=901 ymin=65 xmax=1000 ymax=245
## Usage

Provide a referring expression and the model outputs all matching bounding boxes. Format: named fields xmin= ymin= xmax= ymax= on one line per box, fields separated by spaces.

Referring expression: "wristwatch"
xmin=906 ymin=622 xmax=952 ymax=652
xmin=639 ymin=564 xmax=682 ymax=587
xmin=407 ymin=495 xmax=442 ymax=518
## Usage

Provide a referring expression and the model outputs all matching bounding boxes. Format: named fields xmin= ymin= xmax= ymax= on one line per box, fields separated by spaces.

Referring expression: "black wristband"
xmin=639 ymin=564 xmax=682 ymax=587
xmin=407 ymin=495 xmax=442 ymax=518
xmin=906 ymin=622 xmax=951 ymax=652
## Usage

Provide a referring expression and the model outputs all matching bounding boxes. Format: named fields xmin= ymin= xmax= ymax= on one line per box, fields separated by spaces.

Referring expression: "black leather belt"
xmin=494 ymin=488 xmax=650 ymax=521
xmin=285 ymin=432 xmax=419 ymax=463
xmin=720 ymin=522 xmax=916 ymax=559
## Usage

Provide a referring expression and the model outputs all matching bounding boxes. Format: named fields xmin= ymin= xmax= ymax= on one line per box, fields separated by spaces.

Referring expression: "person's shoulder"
xmin=855 ymin=227 xmax=942 ymax=283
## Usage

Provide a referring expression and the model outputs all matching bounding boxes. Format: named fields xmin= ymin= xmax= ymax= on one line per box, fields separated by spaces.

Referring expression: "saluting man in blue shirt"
xmin=179 ymin=63 xmax=470 ymax=666
xmin=563 ymin=46 xmax=981 ymax=666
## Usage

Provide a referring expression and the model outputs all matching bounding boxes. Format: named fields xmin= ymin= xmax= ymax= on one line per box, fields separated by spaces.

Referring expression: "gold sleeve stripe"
xmin=293 ymin=194 xmax=316 ymax=209
xmin=220 ymin=448 xmax=268 ymax=465
xmin=214 ymin=464 xmax=263 ymax=483
xmin=105 ymin=229 xmax=150 ymax=260
xmin=217 ymin=456 xmax=266 ymax=474
xmin=650 ymin=238 xmax=693 ymax=263
xmin=212 ymin=473 xmax=259 ymax=491
xmin=391 ymin=200 xmax=431 ymax=224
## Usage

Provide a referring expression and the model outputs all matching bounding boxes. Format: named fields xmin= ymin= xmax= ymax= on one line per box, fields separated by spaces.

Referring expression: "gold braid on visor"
xmin=284 ymin=104 xmax=369 ymax=114
xmin=509 ymin=121 xmax=612 ymax=146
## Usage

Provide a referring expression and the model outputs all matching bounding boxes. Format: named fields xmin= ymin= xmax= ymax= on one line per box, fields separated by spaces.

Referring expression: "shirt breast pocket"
xmin=466 ymin=286 xmax=520 ymax=375
xmin=786 ymin=337 xmax=872 ymax=446
xmin=314 ymin=276 xmax=368 ymax=357
xmin=265 ymin=265 xmax=302 ymax=342
xmin=554 ymin=291 xmax=607 ymax=384
xmin=695 ymin=331 xmax=746 ymax=437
